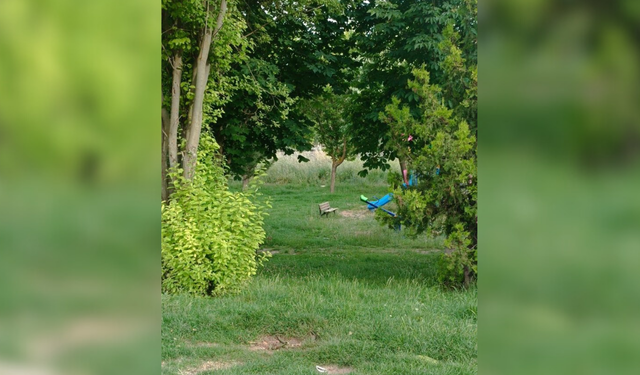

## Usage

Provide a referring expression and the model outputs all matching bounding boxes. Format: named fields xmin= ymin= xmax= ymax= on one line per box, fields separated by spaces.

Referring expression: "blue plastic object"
xmin=359 ymin=194 xmax=397 ymax=217
xmin=366 ymin=193 xmax=393 ymax=211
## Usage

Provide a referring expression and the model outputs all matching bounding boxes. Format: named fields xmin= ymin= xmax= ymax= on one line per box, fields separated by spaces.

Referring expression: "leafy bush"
xmin=437 ymin=224 xmax=477 ymax=287
xmin=162 ymin=135 xmax=269 ymax=296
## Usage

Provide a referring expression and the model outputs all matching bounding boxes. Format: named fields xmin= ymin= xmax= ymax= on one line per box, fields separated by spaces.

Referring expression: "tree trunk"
xmin=463 ymin=265 xmax=471 ymax=288
xmin=241 ymin=162 xmax=256 ymax=190
xmin=242 ymin=175 xmax=251 ymax=190
xmin=399 ymin=158 xmax=407 ymax=175
xmin=399 ymin=158 xmax=407 ymax=184
xmin=183 ymin=36 xmax=212 ymax=180
xmin=330 ymin=161 xmax=337 ymax=193
xmin=329 ymin=139 xmax=348 ymax=194
xmin=168 ymin=51 xmax=183 ymax=170
xmin=184 ymin=62 xmax=209 ymax=144
xmin=183 ymin=0 xmax=227 ymax=181
xmin=161 ymin=96 xmax=170 ymax=202
xmin=185 ymin=55 xmax=197 ymax=140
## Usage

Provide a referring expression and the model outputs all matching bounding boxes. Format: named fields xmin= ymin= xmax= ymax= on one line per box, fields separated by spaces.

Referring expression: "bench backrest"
xmin=319 ymin=202 xmax=331 ymax=212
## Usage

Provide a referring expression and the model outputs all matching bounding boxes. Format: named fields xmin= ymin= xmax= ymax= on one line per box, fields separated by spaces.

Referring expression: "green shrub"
xmin=437 ymin=224 xmax=477 ymax=287
xmin=162 ymin=135 xmax=269 ymax=296
xmin=378 ymin=24 xmax=477 ymax=288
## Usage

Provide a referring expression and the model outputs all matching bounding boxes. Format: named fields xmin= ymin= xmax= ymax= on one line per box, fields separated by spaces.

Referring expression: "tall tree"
xmin=348 ymin=0 xmax=477 ymax=174
xmin=379 ymin=23 xmax=477 ymax=287
xmin=162 ymin=0 xmax=247 ymax=198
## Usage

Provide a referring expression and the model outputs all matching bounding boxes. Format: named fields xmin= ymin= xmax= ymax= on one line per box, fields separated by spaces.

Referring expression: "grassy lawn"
xmin=162 ymin=182 xmax=477 ymax=375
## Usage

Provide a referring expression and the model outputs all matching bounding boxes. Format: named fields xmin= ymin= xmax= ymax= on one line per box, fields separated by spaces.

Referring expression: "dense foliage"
xmin=211 ymin=0 xmax=355 ymax=182
xmin=161 ymin=135 xmax=269 ymax=296
xmin=379 ymin=24 xmax=477 ymax=287
xmin=348 ymin=0 xmax=477 ymax=172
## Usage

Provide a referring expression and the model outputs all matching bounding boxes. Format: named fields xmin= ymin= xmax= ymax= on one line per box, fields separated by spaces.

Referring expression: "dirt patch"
xmin=248 ymin=335 xmax=306 ymax=352
xmin=182 ymin=360 xmax=239 ymax=374
xmin=339 ymin=209 xmax=370 ymax=219
xmin=318 ymin=365 xmax=354 ymax=374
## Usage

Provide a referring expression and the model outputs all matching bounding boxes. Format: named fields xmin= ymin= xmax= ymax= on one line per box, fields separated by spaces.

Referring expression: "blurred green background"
xmin=481 ymin=0 xmax=640 ymax=374
xmin=0 ymin=1 xmax=159 ymax=375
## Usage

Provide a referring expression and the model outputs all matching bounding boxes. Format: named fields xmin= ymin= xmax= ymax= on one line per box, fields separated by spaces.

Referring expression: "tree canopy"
xmin=348 ymin=0 xmax=477 ymax=172
xmin=207 ymin=0 xmax=355 ymax=182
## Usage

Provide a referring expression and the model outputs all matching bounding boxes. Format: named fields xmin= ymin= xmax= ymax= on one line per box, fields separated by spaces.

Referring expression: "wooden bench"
xmin=318 ymin=202 xmax=338 ymax=217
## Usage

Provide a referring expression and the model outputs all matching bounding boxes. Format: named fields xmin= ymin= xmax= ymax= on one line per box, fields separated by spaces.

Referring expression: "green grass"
xmin=256 ymin=183 xmax=442 ymax=252
xmin=162 ymin=176 xmax=477 ymax=374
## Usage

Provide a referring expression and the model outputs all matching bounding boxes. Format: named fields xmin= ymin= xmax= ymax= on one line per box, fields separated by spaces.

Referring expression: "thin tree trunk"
xmin=183 ymin=34 xmax=213 ymax=180
xmin=242 ymin=175 xmax=251 ymax=190
xmin=185 ymin=55 xmax=197 ymax=140
xmin=463 ymin=265 xmax=471 ymax=288
xmin=168 ymin=51 xmax=183 ymax=170
xmin=330 ymin=139 xmax=348 ymax=194
xmin=330 ymin=161 xmax=337 ymax=193
xmin=399 ymin=158 xmax=408 ymax=184
xmin=185 ymin=56 xmax=207 ymax=141
xmin=161 ymin=96 xmax=170 ymax=202
xmin=399 ymin=158 xmax=407 ymax=174
xmin=183 ymin=0 xmax=227 ymax=180
xmin=212 ymin=0 xmax=228 ymax=40
xmin=241 ymin=161 xmax=256 ymax=191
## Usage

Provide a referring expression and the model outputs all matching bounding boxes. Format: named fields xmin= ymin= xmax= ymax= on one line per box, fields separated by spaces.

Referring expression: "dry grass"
xmin=248 ymin=335 xmax=308 ymax=352
xmin=259 ymin=150 xmax=398 ymax=185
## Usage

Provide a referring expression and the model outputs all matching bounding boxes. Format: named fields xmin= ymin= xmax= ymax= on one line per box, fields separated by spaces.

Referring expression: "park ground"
xmin=161 ymin=157 xmax=477 ymax=375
